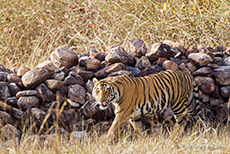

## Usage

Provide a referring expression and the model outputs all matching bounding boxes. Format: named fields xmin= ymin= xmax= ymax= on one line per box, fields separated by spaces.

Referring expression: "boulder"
xmin=125 ymin=38 xmax=147 ymax=58
xmin=50 ymin=45 xmax=78 ymax=69
xmin=213 ymin=66 xmax=230 ymax=85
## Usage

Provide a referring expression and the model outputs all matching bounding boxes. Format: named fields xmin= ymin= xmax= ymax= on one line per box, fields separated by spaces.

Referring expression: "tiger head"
xmin=92 ymin=77 xmax=119 ymax=110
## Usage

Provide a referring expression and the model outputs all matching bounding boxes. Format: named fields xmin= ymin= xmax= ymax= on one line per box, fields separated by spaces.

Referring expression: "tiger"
xmin=92 ymin=69 xmax=205 ymax=141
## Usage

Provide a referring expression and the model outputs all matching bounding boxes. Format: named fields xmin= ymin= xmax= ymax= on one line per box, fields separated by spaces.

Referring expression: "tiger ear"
xmin=93 ymin=78 xmax=99 ymax=84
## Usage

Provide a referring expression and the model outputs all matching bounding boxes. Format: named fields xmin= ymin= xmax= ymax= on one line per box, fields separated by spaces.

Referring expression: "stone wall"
xmin=0 ymin=39 xmax=229 ymax=144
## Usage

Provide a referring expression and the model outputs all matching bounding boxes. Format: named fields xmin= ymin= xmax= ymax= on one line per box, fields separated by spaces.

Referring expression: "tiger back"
xmin=92 ymin=70 xmax=203 ymax=141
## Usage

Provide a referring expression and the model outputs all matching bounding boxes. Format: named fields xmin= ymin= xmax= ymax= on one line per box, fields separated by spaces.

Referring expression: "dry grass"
xmin=0 ymin=125 xmax=229 ymax=154
xmin=1 ymin=0 xmax=230 ymax=68
xmin=1 ymin=0 xmax=230 ymax=153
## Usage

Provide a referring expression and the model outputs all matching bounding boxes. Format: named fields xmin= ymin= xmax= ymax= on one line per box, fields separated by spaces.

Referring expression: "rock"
xmin=105 ymin=45 xmax=128 ymax=64
xmin=0 ymin=64 xmax=12 ymax=73
xmin=67 ymin=98 xmax=80 ymax=108
xmin=207 ymin=63 xmax=219 ymax=69
xmin=6 ymin=97 xmax=18 ymax=108
xmin=126 ymin=52 xmax=136 ymax=66
xmin=146 ymin=43 xmax=179 ymax=62
xmin=135 ymin=65 xmax=163 ymax=77
xmin=70 ymin=66 xmax=94 ymax=82
xmin=52 ymin=71 xmax=65 ymax=81
xmin=106 ymin=63 xmax=126 ymax=74
xmin=185 ymin=47 xmax=198 ymax=58
xmin=179 ymin=63 xmax=191 ymax=74
xmin=70 ymin=131 xmax=87 ymax=142
xmin=170 ymin=57 xmax=181 ymax=65
xmin=163 ymin=40 xmax=186 ymax=55
xmin=192 ymin=67 xmax=213 ymax=77
xmin=16 ymin=90 xmax=37 ymax=98
xmin=126 ymin=66 xmax=141 ymax=77
xmin=86 ymin=58 xmax=101 ymax=72
xmin=0 ymin=124 xmax=21 ymax=141
xmin=22 ymin=67 xmax=52 ymax=89
xmin=17 ymin=96 xmax=40 ymax=110
xmin=107 ymin=70 xmax=132 ymax=77
xmin=56 ymin=86 xmax=67 ymax=103
xmin=210 ymin=97 xmax=224 ymax=107
xmin=89 ymin=48 xmax=105 ymax=61
xmin=16 ymin=66 xmax=30 ymax=77
xmin=185 ymin=62 xmax=197 ymax=73
xmin=125 ymin=38 xmax=147 ymax=58
xmin=162 ymin=60 xmax=179 ymax=70
xmin=156 ymin=57 xmax=168 ymax=67
xmin=198 ymin=44 xmax=213 ymax=57
xmin=214 ymin=45 xmax=226 ymax=53
xmin=37 ymin=60 xmax=59 ymax=73
xmin=85 ymin=80 xmax=94 ymax=93
xmin=224 ymin=57 xmax=230 ymax=65
xmin=220 ymin=85 xmax=230 ymax=98
xmin=188 ymin=53 xmax=213 ymax=67
xmin=79 ymin=56 xmax=91 ymax=67
xmin=7 ymin=73 xmax=24 ymax=88
xmin=50 ymin=45 xmax=78 ymax=69
xmin=0 ymin=72 xmax=8 ymax=82
xmin=213 ymin=66 xmax=230 ymax=85
xmin=135 ymin=56 xmax=151 ymax=70
xmin=0 ymin=82 xmax=11 ymax=101
xmin=201 ymin=94 xmax=209 ymax=103
xmin=31 ymin=108 xmax=46 ymax=122
xmin=45 ymin=79 xmax=66 ymax=91
xmin=94 ymin=66 xmax=110 ymax=79
xmin=213 ymin=57 xmax=226 ymax=66
xmin=0 ymin=111 xmax=14 ymax=125
xmin=8 ymin=83 xmax=21 ymax=96
xmin=68 ymin=84 xmax=86 ymax=104
xmin=212 ymin=103 xmax=230 ymax=123
xmin=36 ymin=83 xmax=56 ymax=102
xmin=68 ymin=71 xmax=84 ymax=85
xmin=211 ymin=85 xmax=222 ymax=99
xmin=79 ymin=101 xmax=104 ymax=120
xmin=12 ymin=107 xmax=22 ymax=120
xmin=195 ymin=77 xmax=215 ymax=94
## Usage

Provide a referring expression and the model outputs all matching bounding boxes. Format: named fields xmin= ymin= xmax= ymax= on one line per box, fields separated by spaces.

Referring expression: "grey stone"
xmin=0 ymin=72 xmax=8 ymax=82
xmin=224 ymin=57 xmax=230 ymax=65
xmin=67 ymin=98 xmax=80 ymax=108
xmin=37 ymin=60 xmax=59 ymax=73
xmin=213 ymin=66 xmax=230 ymax=85
xmin=52 ymin=71 xmax=65 ymax=81
xmin=0 ymin=111 xmax=14 ymax=125
xmin=86 ymin=58 xmax=101 ymax=72
xmin=6 ymin=97 xmax=18 ymax=108
xmin=16 ymin=66 xmax=30 ymax=77
xmin=220 ymin=85 xmax=230 ymax=98
xmin=192 ymin=67 xmax=213 ymax=77
xmin=135 ymin=56 xmax=151 ymax=70
xmin=7 ymin=73 xmax=24 ymax=88
xmin=50 ymin=45 xmax=78 ymax=69
xmin=36 ymin=83 xmax=56 ymax=102
xmin=70 ymin=66 xmax=94 ymax=82
xmin=85 ymin=80 xmax=94 ymax=93
xmin=146 ymin=43 xmax=179 ymax=62
xmin=125 ymin=38 xmax=147 ymax=58
xmin=22 ymin=67 xmax=52 ymax=89
xmin=17 ymin=96 xmax=40 ymax=110
xmin=126 ymin=66 xmax=141 ymax=77
xmin=16 ymin=90 xmax=37 ymax=98
xmin=45 ymin=79 xmax=66 ymax=91
xmin=68 ymin=84 xmax=86 ymax=104
xmin=0 ymin=82 xmax=11 ymax=101
xmin=162 ymin=60 xmax=179 ymax=70
xmin=0 ymin=124 xmax=21 ymax=141
xmin=188 ymin=53 xmax=213 ymax=67
xmin=105 ymin=45 xmax=128 ymax=64
xmin=8 ymin=83 xmax=21 ymax=96
xmin=195 ymin=76 xmax=215 ymax=94
xmin=89 ymin=48 xmax=105 ymax=61
xmin=107 ymin=70 xmax=132 ymax=77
